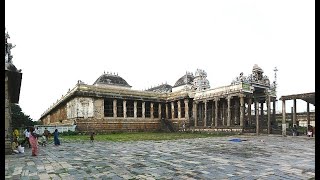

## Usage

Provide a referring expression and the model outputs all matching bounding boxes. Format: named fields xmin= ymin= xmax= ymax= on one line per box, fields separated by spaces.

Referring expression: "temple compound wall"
xmin=40 ymin=65 xmax=278 ymax=134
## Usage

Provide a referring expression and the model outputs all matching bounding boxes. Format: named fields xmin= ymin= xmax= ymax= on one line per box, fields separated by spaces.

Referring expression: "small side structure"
xmin=280 ymin=92 xmax=315 ymax=136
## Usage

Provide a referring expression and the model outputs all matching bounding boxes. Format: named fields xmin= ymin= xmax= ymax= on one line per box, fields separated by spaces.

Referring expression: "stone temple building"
xmin=40 ymin=65 xmax=277 ymax=134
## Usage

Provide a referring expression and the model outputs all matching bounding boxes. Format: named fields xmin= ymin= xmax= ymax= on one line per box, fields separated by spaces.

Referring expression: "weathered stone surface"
xmin=5 ymin=135 xmax=315 ymax=179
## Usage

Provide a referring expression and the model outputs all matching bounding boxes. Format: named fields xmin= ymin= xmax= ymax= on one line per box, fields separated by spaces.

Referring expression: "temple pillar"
xmin=158 ymin=103 xmax=162 ymax=119
xmin=165 ymin=103 xmax=169 ymax=119
xmin=255 ymin=100 xmax=259 ymax=135
xmin=134 ymin=101 xmax=137 ymax=118
xmin=293 ymin=99 xmax=297 ymax=126
xmin=150 ymin=102 xmax=154 ymax=119
xmin=142 ymin=102 xmax=145 ymax=118
xmin=113 ymin=99 xmax=117 ymax=118
xmin=307 ymin=102 xmax=310 ymax=126
xmin=184 ymin=99 xmax=189 ymax=120
xmin=267 ymin=95 xmax=271 ymax=134
xmin=227 ymin=96 xmax=232 ymax=127
xmin=171 ymin=102 xmax=175 ymax=119
xmin=260 ymin=102 xmax=264 ymax=125
xmin=234 ymin=99 xmax=239 ymax=125
xmin=282 ymin=99 xmax=286 ymax=136
xmin=204 ymin=100 xmax=207 ymax=127
xmin=222 ymin=100 xmax=225 ymax=126
xmin=248 ymin=97 xmax=252 ymax=126
xmin=193 ymin=101 xmax=198 ymax=127
xmin=239 ymin=95 xmax=245 ymax=127
xmin=215 ymin=97 xmax=219 ymax=127
xmin=273 ymin=99 xmax=276 ymax=125
xmin=178 ymin=100 xmax=181 ymax=119
xmin=123 ymin=100 xmax=127 ymax=118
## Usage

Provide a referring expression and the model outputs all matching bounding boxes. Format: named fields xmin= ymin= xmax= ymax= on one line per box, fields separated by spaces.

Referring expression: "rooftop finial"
xmin=104 ymin=71 xmax=105 ymax=74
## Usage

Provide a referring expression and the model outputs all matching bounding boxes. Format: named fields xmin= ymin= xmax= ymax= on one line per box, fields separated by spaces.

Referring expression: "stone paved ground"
xmin=5 ymin=135 xmax=315 ymax=180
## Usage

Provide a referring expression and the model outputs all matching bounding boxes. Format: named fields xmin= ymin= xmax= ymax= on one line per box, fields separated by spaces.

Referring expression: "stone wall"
xmin=75 ymin=118 xmax=161 ymax=132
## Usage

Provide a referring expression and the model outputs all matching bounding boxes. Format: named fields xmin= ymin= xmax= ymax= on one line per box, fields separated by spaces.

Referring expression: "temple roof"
xmin=173 ymin=73 xmax=194 ymax=88
xmin=146 ymin=83 xmax=172 ymax=93
xmin=280 ymin=92 xmax=315 ymax=106
xmin=93 ymin=73 xmax=131 ymax=88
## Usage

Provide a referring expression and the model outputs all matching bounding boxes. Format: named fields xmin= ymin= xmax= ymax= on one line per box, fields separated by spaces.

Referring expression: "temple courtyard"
xmin=5 ymin=135 xmax=315 ymax=180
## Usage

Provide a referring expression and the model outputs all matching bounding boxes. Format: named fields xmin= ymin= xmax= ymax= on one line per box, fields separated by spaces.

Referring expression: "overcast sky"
xmin=6 ymin=0 xmax=315 ymax=121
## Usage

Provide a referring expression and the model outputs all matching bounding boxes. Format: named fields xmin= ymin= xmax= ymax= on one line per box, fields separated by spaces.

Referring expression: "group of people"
xmin=291 ymin=124 xmax=315 ymax=137
xmin=11 ymin=127 xmax=61 ymax=156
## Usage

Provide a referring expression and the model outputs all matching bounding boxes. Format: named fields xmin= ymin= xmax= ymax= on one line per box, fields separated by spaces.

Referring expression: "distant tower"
xmin=192 ymin=69 xmax=210 ymax=91
xmin=273 ymin=67 xmax=278 ymax=88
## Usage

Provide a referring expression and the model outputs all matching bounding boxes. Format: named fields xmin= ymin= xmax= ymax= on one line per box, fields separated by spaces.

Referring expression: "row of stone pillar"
xmin=281 ymin=99 xmax=311 ymax=136
xmin=111 ymin=99 xmax=190 ymax=119
xmin=192 ymin=94 xmax=275 ymax=134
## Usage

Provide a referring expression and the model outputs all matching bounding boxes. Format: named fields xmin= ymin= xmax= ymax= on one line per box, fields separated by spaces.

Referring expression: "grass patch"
xmin=60 ymin=132 xmax=232 ymax=142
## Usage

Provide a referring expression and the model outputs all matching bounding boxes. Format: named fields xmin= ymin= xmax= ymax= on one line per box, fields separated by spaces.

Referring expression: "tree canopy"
xmin=11 ymin=103 xmax=38 ymax=129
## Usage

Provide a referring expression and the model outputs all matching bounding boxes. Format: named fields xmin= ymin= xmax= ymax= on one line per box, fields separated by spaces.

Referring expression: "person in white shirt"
xmin=34 ymin=127 xmax=40 ymax=136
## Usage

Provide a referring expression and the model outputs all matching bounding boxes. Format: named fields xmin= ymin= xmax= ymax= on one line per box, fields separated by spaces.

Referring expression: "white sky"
xmin=5 ymin=0 xmax=315 ymax=121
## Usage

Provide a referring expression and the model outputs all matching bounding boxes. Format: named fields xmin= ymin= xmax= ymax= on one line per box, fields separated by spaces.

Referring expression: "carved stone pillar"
xmin=307 ymin=102 xmax=310 ymax=126
xmin=142 ymin=102 xmax=145 ymax=118
xmin=123 ymin=100 xmax=127 ymax=118
xmin=178 ymin=100 xmax=181 ymax=119
xmin=204 ymin=100 xmax=207 ymax=127
xmin=239 ymin=95 xmax=245 ymax=127
xmin=248 ymin=97 xmax=252 ymax=126
xmin=255 ymin=100 xmax=259 ymax=135
xmin=260 ymin=102 xmax=264 ymax=125
xmin=273 ymin=99 xmax=276 ymax=125
xmin=193 ymin=101 xmax=198 ymax=127
xmin=214 ymin=97 xmax=219 ymax=127
xmin=234 ymin=99 xmax=239 ymax=125
xmin=158 ymin=103 xmax=162 ymax=119
xmin=165 ymin=103 xmax=169 ymax=119
xmin=171 ymin=102 xmax=175 ymax=119
xmin=222 ymin=100 xmax=225 ymax=126
xmin=293 ymin=99 xmax=297 ymax=126
xmin=267 ymin=95 xmax=271 ymax=134
xmin=282 ymin=99 xmax=286 ymax=136
xmin=113 ymin=99 xmax=117 ymax=118
xmin=227 ymin=96 xmax=232 ymax=127
xmin=150 ymin=102 xmax=154 ymax=119
xmin=184 ymin=99 xmax=189 ymax=120
xmin=134 ymin=101 xmax=137 ymax=118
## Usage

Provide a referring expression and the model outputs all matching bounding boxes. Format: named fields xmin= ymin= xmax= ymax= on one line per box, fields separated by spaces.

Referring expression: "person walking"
xmin=53 ymin=129 xmax=60 ymax=146
xmin=29 ymin=127 xmax=39 ymax=156
xmin=43 ymin=128 xmax=50 ymax=143
xmin=90 ymin=132 xmax=95 ymax=143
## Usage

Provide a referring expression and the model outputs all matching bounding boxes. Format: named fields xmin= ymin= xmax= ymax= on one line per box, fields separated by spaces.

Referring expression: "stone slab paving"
xmin=5 ymin=135 xmax=315 ymax=179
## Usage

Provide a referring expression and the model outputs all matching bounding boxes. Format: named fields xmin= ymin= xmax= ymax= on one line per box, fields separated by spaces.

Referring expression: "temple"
xmin=40 ymin=65 xmax=277 ymax=134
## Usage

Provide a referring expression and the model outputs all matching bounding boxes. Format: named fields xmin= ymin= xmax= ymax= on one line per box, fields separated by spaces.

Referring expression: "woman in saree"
xmin=53 ymin=129 xmax=60 ymax=145
xmin=28 ymin=127 xmax=38 ymax=156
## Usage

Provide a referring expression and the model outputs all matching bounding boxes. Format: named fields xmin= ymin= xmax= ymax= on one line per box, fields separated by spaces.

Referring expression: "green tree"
xmin=11 ymin=103 xmax=36 ymax=129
